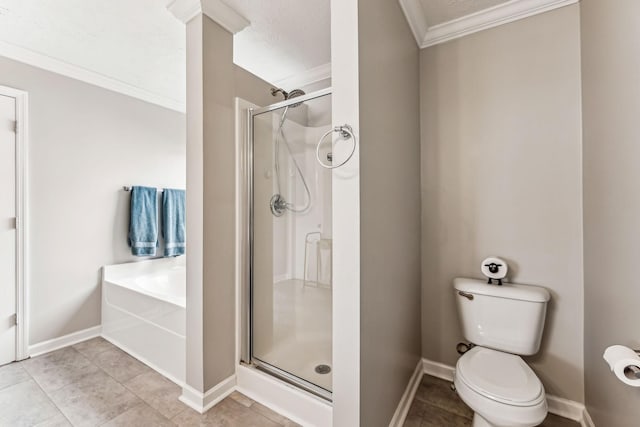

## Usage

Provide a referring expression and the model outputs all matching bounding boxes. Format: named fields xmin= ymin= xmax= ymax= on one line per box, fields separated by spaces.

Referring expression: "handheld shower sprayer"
xmin=268 ymin=87 xmax=311 ymax=216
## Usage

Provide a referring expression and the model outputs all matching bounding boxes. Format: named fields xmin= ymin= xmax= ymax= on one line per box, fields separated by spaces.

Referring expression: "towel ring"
xmin=316 ymin=124 xmax=357 ymax=169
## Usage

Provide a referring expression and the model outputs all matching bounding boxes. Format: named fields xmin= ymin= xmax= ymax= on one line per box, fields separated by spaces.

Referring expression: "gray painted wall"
xmin=581 ymin=1 xmax=640 ymax=425
xmin=0 ymin=56 xmax=186 ymax=345
xmin=420 ymin=5 xmax=585 ymax=402
xmin=185 ymin=14 xmax=206 ymax=391
xmin=184 ymin=14 xmax=274 ymax=392
xmin=358 ymin=0 xmax=422 ymax=425
xmin=201 ymin=14 xmax=237 ymax=392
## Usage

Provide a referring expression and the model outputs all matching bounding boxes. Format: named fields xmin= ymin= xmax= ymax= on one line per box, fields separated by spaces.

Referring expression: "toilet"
xmin=452 ymin=278 xmax=551 ymax=427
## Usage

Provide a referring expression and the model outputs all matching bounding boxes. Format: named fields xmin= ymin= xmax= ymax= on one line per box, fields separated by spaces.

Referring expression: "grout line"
xmin=232 ymin=390 xmax=296 ymax=426
xmin=74 ymin=342 xmax=175 ymax=426
xmin=21 ymin=361 xmax=58 ymax=398
xmin=80 ymin=350 xmax=168 ymax=424
xmin=77 ymin=340 xmax=184 ymax=424
xmin=247 ymin=403 xmax=289 ymax=427
xmin=170 ymin=405 xmax=189 ymax=421
xmin=29 ymin=339 xmax=294 ymax=425
xmin=37 ymin=343 xmax=142 ymax=426
xmin=121 ymin=373 xmax=186 ymax=422
xmin=6 ymin=343 xmax=295 ymax=426
xmin=71 ymin=339 xmax=115 ymax=360
xmin=27 ymin=365 xmax=75 ymax=427
xmin=78 ymin=341 xmax=151 ymax=390
xmin=120 ymin=385 xmax=177 ymax=424
xmin=0 ymin=364 xmax=32 ymax=392
xmin=13 ymin=340 xmax=177 ymax=426
xmin=96 ymin=402 xmax=174 ymax=427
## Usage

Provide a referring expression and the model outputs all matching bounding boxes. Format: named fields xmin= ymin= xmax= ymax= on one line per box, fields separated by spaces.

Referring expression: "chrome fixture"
xmin=625 ymin=349 xmax=640 ymax=379
xmin=245 ymin=88 xmax=334 ymax=402
xmin=315 ymin=364 xmax=331 ymax=374
xmin=269 ymin=194 xmax=287 ymax=217
xmin=456 ymin=342 xmax=475 ymax=355
xmin=315 ymin=124 xmax=357 ymax=169
xmin=123 ymin=186 xmax=166 ymax=193
xmin=271 ymin=87 xmax=306 ymax=108
xmin=458 ymin=290 xmax=474 ymax=301
xmin=625 ymin=365 xmax=640 ymax=380
xmin=269 ymin=87 xmax=311 ymax=217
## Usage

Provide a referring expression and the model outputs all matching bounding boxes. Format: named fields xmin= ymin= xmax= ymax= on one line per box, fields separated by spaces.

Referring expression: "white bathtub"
xmin=101 ymin=256 xmax=185 ymax=384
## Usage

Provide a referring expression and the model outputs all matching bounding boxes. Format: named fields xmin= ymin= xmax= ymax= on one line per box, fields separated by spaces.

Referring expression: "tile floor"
xmin=403 ymin=375 xmax=581 ymax=427
xmin=0 ymin=339 xmax=582 ymax=427
xmin=0 ymin=337 xmax=298 ymax=427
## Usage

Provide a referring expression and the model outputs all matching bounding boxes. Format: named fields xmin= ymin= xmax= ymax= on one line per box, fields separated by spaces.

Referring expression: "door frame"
xmin=0 ymin=85 xmax=29 ymax=361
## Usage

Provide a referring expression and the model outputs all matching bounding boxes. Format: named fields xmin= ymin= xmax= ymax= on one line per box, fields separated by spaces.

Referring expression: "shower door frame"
xmin=242 ymin=87 xmax=333 ymax=401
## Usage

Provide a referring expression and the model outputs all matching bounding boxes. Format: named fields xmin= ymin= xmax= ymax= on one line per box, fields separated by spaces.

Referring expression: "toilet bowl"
xmin=454 ymin=347 xmax=547 ymax=427
xmin=452 ymin=277 xmax=551 ymax=427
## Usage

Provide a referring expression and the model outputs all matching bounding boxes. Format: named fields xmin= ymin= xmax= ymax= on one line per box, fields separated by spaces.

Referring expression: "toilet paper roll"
xmin=480 ymin=257 xmax=508 ymax=280
xmin=603 ymin=345 xmax=640 ymax=387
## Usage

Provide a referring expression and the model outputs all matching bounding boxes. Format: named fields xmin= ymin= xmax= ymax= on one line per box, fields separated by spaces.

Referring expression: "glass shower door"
xmin=250 ymin=89 xmax=333 ymax=398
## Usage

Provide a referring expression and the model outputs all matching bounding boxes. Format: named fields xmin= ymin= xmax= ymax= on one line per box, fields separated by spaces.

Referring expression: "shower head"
xmin=271 ymin=87 xmax=306 ymax=108
xmin=287 ymin=89 xmax=306 ymax=108
xmin=271 ymin=87 xmax=289 ymax=99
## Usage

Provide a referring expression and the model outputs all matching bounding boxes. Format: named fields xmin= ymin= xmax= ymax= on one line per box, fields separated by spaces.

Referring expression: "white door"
xmin=0 ymin=94 xmax=16 ymax=366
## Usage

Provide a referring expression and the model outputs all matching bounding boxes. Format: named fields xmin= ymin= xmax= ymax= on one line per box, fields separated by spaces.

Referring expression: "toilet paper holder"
xmin=625 ymin=350 xmax=640 ymax=379
xmin=625 ymin=365 xmax=640 ymax=379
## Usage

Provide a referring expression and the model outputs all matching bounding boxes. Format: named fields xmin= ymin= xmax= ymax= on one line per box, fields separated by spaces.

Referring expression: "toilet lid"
xmin=456 ymin=347 xmax=544 ymax=406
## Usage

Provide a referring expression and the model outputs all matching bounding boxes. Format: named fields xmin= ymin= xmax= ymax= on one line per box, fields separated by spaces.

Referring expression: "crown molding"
xmin=166 ymin=0 xmax=249 ymax=33
xmin=0 ymin=41 xmax=185 ymax=112
xmin=398 ymin=0 xmax=428 ymax=47
xmin=400 ymin=0 xmax=579 ymax=49
xmin=273 ymin=62 xmax=331 ymax=90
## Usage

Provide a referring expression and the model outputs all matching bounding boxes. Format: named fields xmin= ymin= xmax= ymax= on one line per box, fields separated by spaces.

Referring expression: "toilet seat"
xmin=456 ymin=347 xmax=544 ymax=406
xmin=454 ymin=347 xmax=547 ymax=427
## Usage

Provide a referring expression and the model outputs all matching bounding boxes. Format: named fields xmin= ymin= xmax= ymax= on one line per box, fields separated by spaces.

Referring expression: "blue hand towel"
xmin=162 ymin=188 xmax=186 ymax=257
xmin=128 ymin=186 xmax=158 ymax=256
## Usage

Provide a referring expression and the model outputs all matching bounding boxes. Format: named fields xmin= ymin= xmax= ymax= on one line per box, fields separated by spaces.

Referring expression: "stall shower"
xmin=245 ymin=88 xmax=335 ymax=399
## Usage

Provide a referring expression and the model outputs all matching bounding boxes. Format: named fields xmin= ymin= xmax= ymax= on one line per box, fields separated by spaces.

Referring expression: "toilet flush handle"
xmin=458 ymin=291 xmax=474 ymax=301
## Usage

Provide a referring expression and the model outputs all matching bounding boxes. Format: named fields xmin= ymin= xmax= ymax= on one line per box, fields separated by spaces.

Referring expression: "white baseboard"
xmin=546 ymin=394 xmax=586 ymax=424
xmin=179 ymin=375 xmax=237 ymax=414
xmin=389 ymin=359 xmax=424 ymax=427
xmin=422 ymin=358 xmax=456 ymax=381
xmin=581 ymin=408 xmax=595 ymax=427
xmin=29 ymin=325 xmax=102 ymax=357
xmin=421 ymin=358 xmax=594 ymax=426
xmin=236 ymin=364 xmax=332 ymax=427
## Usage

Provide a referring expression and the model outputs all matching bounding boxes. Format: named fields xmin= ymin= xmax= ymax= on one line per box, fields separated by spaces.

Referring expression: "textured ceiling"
xmin=419 ymin=0 xmax=511 ymax=27
xmin=229 ymin=0 xmax=331 ymax=85
xmin=0 ymin=0 xmax=186 ymax=105
xmin=0 ymin=0 xmax=512 ymax=108
xmin=0 ymin=0 xmax=330 ymax=107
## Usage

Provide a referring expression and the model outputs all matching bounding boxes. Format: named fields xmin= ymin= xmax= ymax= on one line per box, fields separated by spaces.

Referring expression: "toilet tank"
xmin=453 ymin=278 xmax=550 ymax=356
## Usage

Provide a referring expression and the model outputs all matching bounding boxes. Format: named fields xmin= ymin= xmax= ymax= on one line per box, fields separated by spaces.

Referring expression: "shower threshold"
xmin=252 ymin=358 xmax=333 ymax=402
